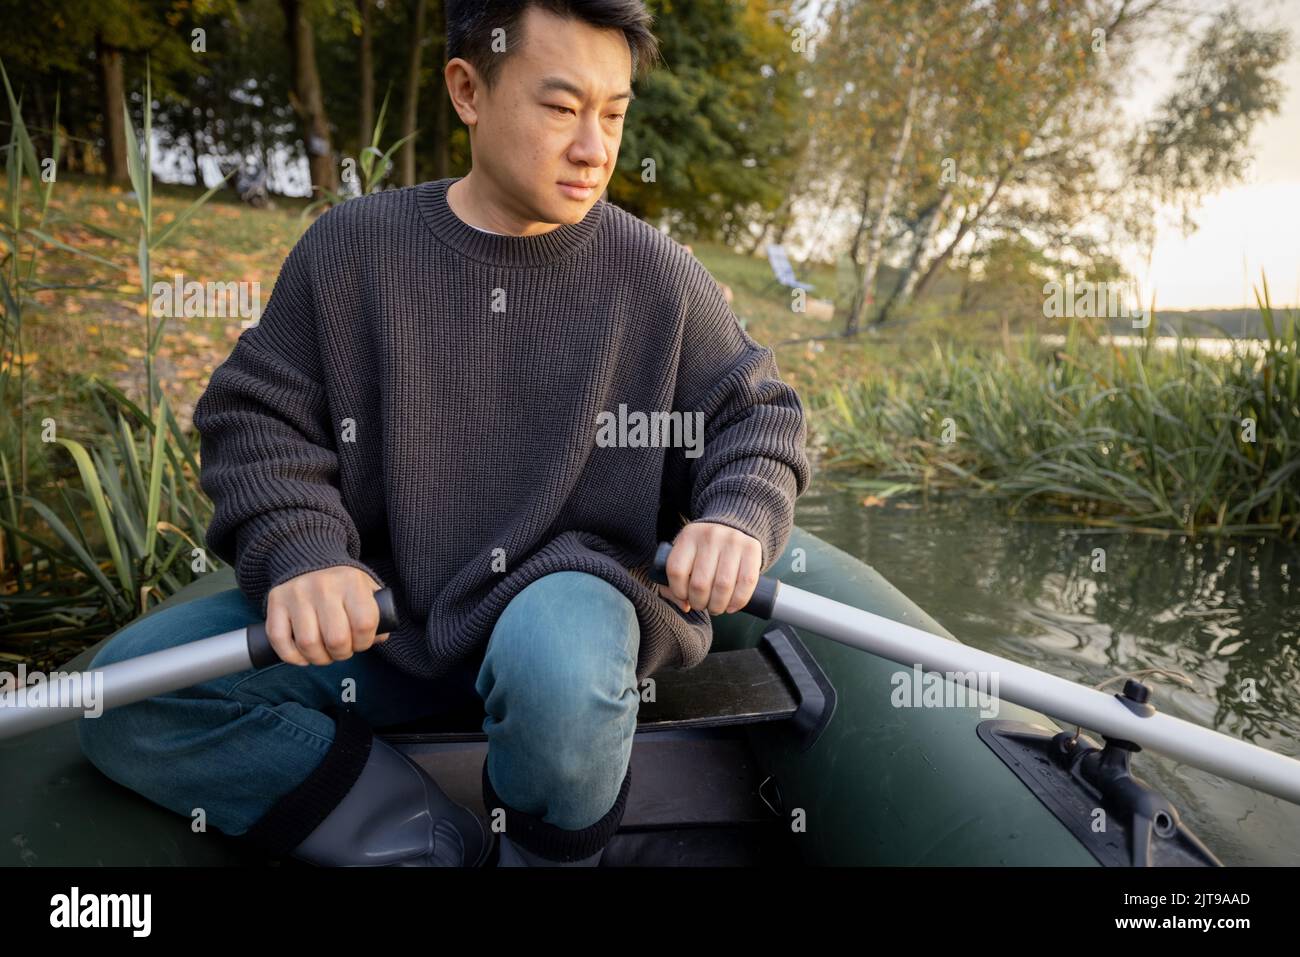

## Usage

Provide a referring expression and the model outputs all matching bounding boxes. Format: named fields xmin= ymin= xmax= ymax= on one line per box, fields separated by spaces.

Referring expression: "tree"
xmin=612 ymin=0 xmax=810 ymax=242
xmin=281 ymin=0 xmax=337 ymax=197
xmin=95 ymin=28 xmax=128 ymax=183
xmin=429 ymin=0 xmax=449 ymax=180
xmin=799 ymin=0 xmax=1289 ymax=330
xmin=399 ymin=0 xmax=427 ymax=187
xmin=1128 ymin=7 xmax=1290 ymax=234
xmin=358 ymin=0 xmax=374 ymax=153
xmin=845 ymin=31 xmax=927 ymax=335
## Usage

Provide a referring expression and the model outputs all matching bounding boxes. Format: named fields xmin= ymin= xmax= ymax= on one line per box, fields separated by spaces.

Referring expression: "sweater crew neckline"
xmin=416 ymin=176 xmax=605 ymax=268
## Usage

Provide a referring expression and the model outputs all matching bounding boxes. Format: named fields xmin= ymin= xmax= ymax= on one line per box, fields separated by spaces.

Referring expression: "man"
xmin=78 ymin=0 xmax=810 ymax=868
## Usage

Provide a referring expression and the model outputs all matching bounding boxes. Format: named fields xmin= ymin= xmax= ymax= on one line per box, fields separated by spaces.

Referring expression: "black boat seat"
xmin=377 ymin=623 xmax=835 ymax=750
xmin=377 ymin=647 xmax=794 ymax=742
xmin=380 ymin=625 xmax=835 ymax=861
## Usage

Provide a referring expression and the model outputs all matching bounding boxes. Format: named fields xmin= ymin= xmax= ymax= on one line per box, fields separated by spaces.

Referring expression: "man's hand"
xmin=266 ymin=566 xmax=391 ymax=666
xmin=656 ymin=522 xmax=763 ymax=615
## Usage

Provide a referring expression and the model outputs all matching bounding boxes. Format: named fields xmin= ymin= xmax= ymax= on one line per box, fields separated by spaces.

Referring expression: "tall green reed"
xmin=2 ymin=58 xmax=228 ymax=657
xmin=812 ymin=295 xmax=1299 ymax=538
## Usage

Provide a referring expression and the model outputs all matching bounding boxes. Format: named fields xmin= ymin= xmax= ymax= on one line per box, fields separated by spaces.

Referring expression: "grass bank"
xmin=806 ymin=307 xmax=1299 ymax=537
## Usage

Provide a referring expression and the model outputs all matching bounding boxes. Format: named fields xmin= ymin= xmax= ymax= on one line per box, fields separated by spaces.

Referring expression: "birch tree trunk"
xmin=844 ymin=38 xmax=927 ymax=336
xmin=874 ymin=187 xmax=951 ymax=325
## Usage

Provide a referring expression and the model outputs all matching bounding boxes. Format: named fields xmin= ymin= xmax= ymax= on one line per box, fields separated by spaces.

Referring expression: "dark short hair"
xmin=446 ymin=0 xmax=662 ymax=91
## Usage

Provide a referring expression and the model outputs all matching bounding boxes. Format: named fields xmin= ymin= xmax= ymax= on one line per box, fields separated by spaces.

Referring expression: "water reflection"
xmin=795 ymin=479 xmax=1300 ymax=865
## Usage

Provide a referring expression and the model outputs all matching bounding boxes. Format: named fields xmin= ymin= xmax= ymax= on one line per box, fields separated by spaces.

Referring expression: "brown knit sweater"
xmin=192 ymin=176 xmax=811 ymax=682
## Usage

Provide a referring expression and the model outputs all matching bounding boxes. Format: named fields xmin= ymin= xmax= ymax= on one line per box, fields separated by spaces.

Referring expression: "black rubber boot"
xmin=290 ymin=736 xmax=493 ymax=867
xmin=481 ymin=756 xmax=629 ymax=867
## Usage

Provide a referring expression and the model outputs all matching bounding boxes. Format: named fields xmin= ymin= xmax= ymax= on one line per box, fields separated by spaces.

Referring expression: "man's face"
xmin=461 ymin=6 xmax=633 ymax=225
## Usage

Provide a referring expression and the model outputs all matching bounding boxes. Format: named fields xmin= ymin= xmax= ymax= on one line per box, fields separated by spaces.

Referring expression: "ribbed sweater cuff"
xmin=238 ymin=706 xmax=374 ymax=856
xmin=482 ymin=757 xmax=632 ymax=862
xmin=692 ymin=457 xmax=799 ymax=569
xmin=237 ymin=512 xmax=384 ymax=616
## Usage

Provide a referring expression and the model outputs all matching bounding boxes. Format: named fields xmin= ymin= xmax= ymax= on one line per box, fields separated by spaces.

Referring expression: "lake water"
xmin=1038 ymin=333 xmax=1270 ymax=358
xmin=793 ymin=479 xmax=1300 ymax=865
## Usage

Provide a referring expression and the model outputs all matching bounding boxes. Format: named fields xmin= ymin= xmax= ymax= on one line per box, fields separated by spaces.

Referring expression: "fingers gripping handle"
xmin=245 ymin=588 xmax=400 ymax=669
xmin=650 ymin=541 xmax=779 ymax=620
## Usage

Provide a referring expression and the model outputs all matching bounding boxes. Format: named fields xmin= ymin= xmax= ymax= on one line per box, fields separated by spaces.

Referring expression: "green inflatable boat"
xmin=1 ymin=526 xmax=1225 ymax=867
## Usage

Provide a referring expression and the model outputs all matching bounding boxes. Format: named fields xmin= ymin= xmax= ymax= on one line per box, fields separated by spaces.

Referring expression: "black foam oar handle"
xmin=651 ymin=541 xmax=779 ymax=620
xmin=246 ymin=587 xmax=400 ymax=669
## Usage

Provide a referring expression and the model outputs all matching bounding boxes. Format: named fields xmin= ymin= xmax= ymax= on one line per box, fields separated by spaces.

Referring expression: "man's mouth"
xmin=559 ymin=181 xmax=598 ymax=199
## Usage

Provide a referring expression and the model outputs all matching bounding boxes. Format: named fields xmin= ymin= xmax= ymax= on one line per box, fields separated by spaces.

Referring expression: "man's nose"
xmin=569 ymin=113 xmax=610 ymax=168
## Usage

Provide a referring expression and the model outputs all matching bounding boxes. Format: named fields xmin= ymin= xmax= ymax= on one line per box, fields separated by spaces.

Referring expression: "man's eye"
xmin=607 ymin=114 xmax=625 ymax=122
xmin=549 ymin=105 xmax=575 ymax=116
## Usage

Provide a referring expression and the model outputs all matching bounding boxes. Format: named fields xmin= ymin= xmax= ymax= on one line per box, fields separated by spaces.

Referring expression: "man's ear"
xmin=444 ymin=59 xmax=482 ymax=128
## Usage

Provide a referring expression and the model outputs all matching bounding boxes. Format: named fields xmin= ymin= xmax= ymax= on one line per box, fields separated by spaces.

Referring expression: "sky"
xmin=1129 ymin=0 xmax=1300 ymax=309
xmin=790 ymin=0 xmax=1299 ymax=311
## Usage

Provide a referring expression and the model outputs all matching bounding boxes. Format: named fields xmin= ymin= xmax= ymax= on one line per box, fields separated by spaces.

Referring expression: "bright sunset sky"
xmin=1129 ymin=0 xmax=1299 ymax=309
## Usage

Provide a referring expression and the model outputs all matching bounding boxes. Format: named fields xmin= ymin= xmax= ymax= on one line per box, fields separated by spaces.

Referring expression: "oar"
xmin=0 ymin=589 xmax=399 ymax=741
xmin=650 ymin=541 xmax=1300 ymax=807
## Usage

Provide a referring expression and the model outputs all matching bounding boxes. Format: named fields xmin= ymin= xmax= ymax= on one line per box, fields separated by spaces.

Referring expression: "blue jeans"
xmin=77 ymin=571 xmax=641 ymax=842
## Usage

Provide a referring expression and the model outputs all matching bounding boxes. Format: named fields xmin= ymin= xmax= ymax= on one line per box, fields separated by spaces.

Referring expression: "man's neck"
xmin=446 ymin=173 xmax=562 ymax=238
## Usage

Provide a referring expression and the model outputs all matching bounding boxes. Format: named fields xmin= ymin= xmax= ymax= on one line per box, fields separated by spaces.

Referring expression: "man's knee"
xmin=482 ymin=571 xmax=640 ymax=693
xmin=498 ymin=570 xmax=638 ymax=628
xmin=478 ymin=572 xmax=641 ymax=828
xmin=479 ymin=571 xmax=641 ymax=748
